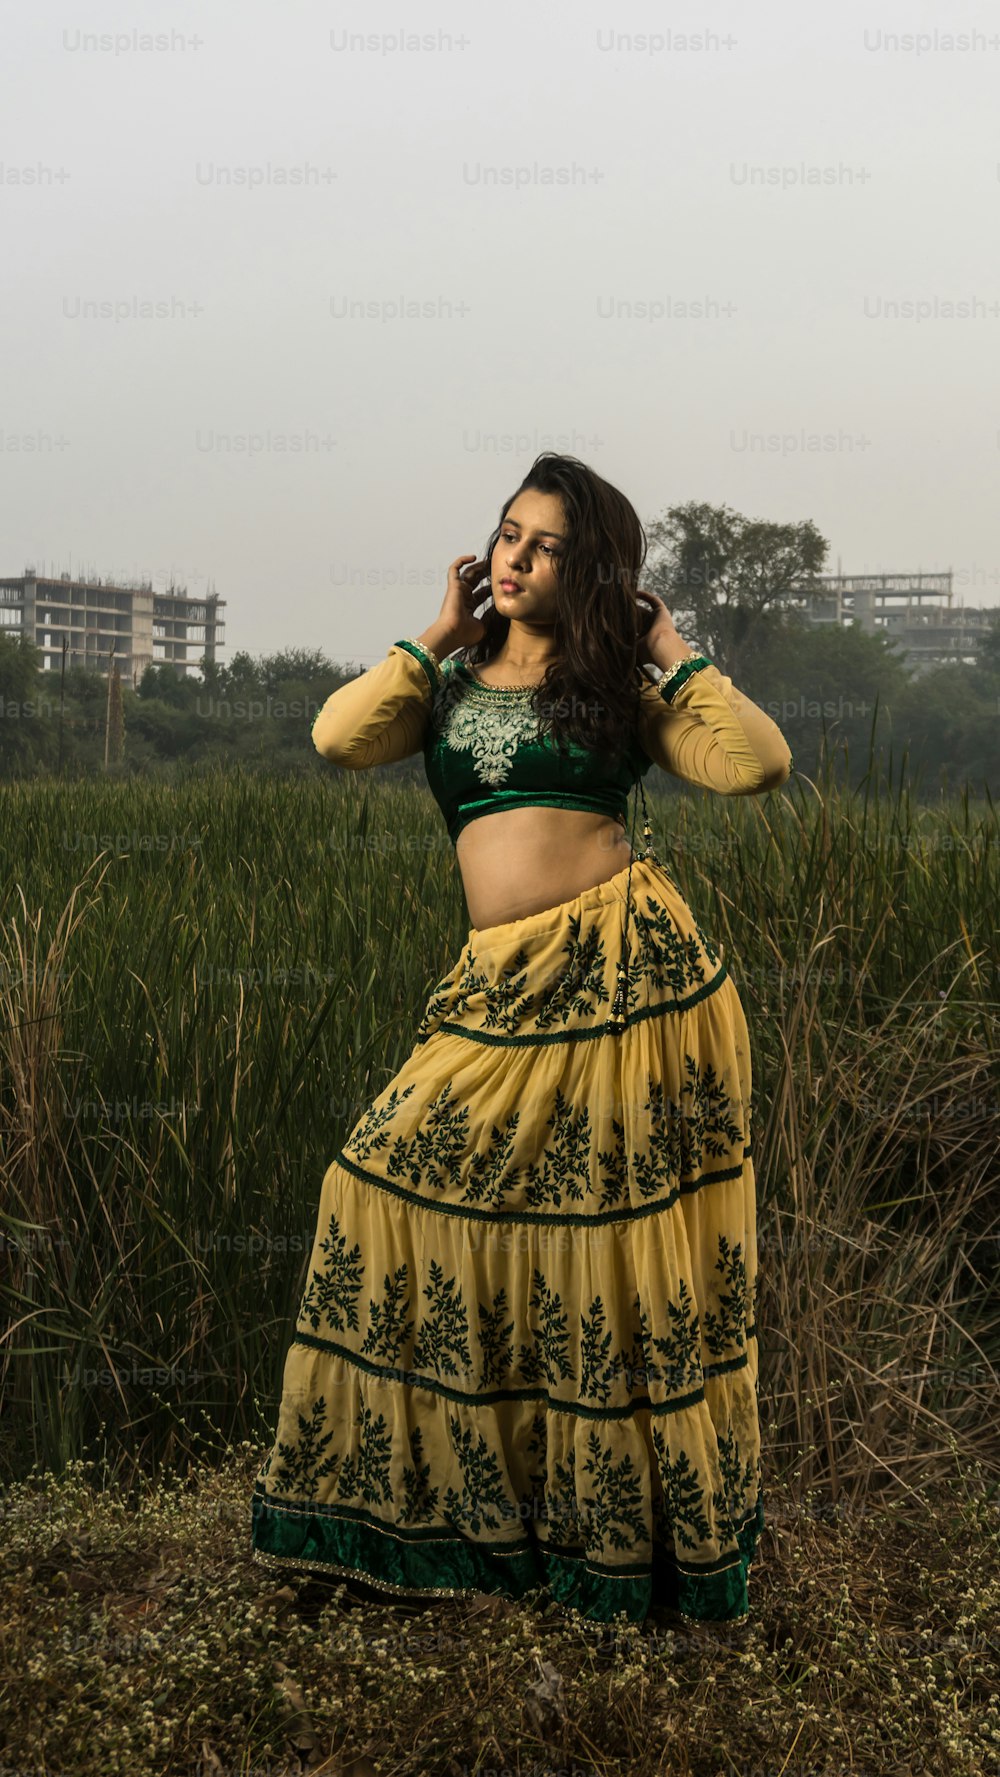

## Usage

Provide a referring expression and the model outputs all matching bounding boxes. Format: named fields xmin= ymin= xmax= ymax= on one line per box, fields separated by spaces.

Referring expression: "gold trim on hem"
xmin=250 ymin=1546 xmax=755 ymax=1626
xmin=252 ymin=1544 xmax=478 ymax=1601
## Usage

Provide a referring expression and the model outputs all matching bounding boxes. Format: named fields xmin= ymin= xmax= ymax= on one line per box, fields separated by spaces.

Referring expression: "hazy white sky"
xmin=3 ymin=0 xmax=999 ymax=666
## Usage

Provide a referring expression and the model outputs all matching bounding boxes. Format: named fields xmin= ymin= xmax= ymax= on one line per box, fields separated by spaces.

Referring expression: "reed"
xmin=1 ymin=742 xmax=997 ymax=1514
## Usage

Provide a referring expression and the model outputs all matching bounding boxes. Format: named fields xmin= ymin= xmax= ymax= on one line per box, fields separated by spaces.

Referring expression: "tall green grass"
xmin=1 ymin=749 xmax=997 ymax=1511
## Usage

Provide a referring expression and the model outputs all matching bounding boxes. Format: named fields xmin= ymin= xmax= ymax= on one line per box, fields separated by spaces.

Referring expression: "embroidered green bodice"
xmin=310 ymin=636 xmax=793 ymax=843
xmin=416 ymin=649 xmax=652 ymax=844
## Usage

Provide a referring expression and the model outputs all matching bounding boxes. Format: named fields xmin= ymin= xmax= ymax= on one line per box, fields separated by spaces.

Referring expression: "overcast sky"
xmin=3 ymin=0 xmax=999 ymax=667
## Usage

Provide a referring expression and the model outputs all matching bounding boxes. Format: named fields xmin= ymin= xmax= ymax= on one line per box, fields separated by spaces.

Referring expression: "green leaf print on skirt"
xmin=252 ymin=854 xmax=764 ymax=1625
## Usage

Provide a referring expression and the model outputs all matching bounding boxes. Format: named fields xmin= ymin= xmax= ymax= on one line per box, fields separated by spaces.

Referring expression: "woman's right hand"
xmin=438 ymin=555 xmax=493 ymax=651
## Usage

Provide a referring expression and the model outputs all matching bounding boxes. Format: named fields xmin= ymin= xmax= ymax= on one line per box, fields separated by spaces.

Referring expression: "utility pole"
xmin=104 ymin=644 xmax=113 ymax=768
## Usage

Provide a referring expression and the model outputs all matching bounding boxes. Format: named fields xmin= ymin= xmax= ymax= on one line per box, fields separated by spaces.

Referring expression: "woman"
xmin=251 ymin=453 xmax=792 ymax=1626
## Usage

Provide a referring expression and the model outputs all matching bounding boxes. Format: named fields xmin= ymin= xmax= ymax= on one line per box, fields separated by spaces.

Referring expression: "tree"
xmin=136 ymin=663 xmax=195 ymax=708
xmin=644 ymin=500 xmax=829 ymax=675
xmin=259 ymin=647 xmax=337 ymax=692
xmin=734 ymin=619 xmax=911 ymax=788
xmin=894 ymin=662 xmax=1000 ymax=794
xmin=0 ymin=631 xmax=49 ymax=773
xmin=975 ymin=609 xmax=1000 ymax=672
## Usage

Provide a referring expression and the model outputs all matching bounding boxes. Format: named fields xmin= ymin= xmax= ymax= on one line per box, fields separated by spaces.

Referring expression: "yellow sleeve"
xmin=311 ymin=641 xmax=438 ymax=767
xmin=636 ymin=662 xmax=792 ymax=795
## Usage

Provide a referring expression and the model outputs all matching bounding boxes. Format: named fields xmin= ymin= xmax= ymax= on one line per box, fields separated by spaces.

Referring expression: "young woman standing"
xmin=252 ymin=453 xmax=791 ymax=1626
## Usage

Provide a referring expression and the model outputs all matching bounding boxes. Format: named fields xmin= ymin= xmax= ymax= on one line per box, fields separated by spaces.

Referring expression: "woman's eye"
xmin=501 ymin=531 xmax=553 ymax=556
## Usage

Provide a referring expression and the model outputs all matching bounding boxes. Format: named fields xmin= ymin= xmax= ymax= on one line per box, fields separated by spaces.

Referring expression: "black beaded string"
xmin=608 ymin=759 xmax=658 ymax=1036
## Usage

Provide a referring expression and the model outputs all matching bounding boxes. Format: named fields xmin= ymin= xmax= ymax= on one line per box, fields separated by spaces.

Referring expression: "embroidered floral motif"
xmin=399 ymin=1422 xmax=439 ymax=1524
xmin=650 ymin=1430 xmax=713 ymax=1549
xmin=339 ymin=1063 xmax=741 ymax=1219
xmin=702 ymin=1233 xmax=749 ymax=1357
xmin=298 ymin=1210 xmax=365 ymax=1335
xmin=413 ymin=952 xmax=493 ymax=1046
xmin=713 ymin=1420 xmax=755 ymax=1538
xmin=346 ymin=1083 xmax=419 ymax=1164
xmin=431 ymin=664 xmax=542 ymax=788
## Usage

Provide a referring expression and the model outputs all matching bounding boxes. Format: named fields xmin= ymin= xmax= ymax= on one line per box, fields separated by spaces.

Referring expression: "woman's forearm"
xmin=648 ymin=631 xmax=697 ymax=672
xmin=414 ymin=620 xmax=462 ymax=666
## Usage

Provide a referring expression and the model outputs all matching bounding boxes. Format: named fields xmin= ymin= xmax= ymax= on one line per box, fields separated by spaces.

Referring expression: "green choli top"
xmin=398 ymin=637 xmax=655 ymax=846
xmin=309 ymin=636 xmax=792 ymax=826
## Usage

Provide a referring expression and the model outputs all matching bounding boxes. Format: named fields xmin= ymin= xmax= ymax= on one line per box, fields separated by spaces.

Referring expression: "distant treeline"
xmin=1 ymin=615 xmax=998 ymax=796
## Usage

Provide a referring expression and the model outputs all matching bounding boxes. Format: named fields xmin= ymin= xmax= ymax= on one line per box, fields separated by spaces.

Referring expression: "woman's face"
xmin=490 ymin=488 xmax=566 ymax=627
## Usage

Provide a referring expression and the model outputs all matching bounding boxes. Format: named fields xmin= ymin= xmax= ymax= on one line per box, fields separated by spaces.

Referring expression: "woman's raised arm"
xmin=636 ymin=661 xmax=793 ymax=795
xmin=311 ymin=639 xmax=442 ymax=768
xmin=312 ymin=556 xmax=489 ymax=767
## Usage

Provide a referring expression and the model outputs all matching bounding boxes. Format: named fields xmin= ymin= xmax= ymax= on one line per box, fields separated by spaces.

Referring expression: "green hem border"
xmin=251 ymin=1484 xmax=763 ymax=1625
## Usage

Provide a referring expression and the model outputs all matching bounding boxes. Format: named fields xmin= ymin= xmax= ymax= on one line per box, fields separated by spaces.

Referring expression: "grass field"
xmin=1 ymin=759 xmax=998 ymax=1772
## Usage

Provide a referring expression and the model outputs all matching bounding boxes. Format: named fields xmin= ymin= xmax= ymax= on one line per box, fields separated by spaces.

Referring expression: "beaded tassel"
xmin=608 ymin=770 xmax=659 ymax=1035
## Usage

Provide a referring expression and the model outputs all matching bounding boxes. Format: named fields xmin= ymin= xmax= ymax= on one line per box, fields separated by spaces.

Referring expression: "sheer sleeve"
xmin=311 ymin=639 xmax=440 ymax=768
xmin=636 ymin=662 xmax=792 ymax=796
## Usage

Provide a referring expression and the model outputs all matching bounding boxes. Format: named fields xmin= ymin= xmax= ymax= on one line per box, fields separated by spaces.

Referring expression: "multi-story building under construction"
xmin=787 ymin=572 xmax=994 ymax=674
xmin=0 ymin=569 xmax=226 ymax=688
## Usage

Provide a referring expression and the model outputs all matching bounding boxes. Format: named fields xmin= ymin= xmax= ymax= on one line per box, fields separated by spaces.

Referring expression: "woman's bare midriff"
xmin=455 ymin=806 xmax=635 ymax=932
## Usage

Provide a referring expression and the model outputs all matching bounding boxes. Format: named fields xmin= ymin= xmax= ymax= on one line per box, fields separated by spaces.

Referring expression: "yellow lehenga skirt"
xmin=251 ymin=852 xmax=764 ymax=1625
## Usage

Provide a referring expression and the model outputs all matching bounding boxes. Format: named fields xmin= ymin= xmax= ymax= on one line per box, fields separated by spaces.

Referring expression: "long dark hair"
xmin=461 ymin=453 xmax=651 ymax=764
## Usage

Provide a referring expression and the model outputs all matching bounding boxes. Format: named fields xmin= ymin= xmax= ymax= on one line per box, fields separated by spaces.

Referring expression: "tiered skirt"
xmin=251 ymin=853 xmax=763 ymax=1624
